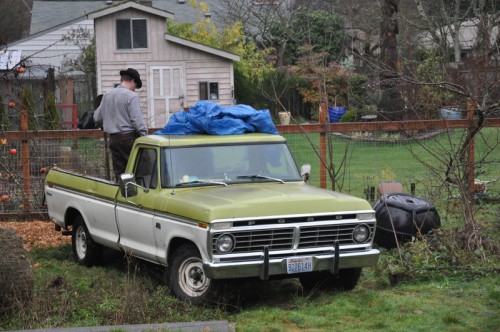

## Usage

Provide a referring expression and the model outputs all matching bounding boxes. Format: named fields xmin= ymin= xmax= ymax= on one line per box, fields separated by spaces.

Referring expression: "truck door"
xmin=115 ymin=147 xmax=159 ymax=262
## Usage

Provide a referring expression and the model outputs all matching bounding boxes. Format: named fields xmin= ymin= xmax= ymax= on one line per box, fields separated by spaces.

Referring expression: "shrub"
xmin=0 ymin=228 xmax=34 ymax=315
xmin=339 ymin=109 xmax=357 ymax=122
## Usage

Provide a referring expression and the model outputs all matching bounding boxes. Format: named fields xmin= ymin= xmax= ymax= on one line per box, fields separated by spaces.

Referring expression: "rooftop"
xmin=30 ymin=0 xmax=221 ymax=35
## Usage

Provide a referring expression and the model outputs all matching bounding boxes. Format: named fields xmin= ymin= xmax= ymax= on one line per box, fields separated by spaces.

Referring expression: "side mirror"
xmin=119 ymin=173 xmax=137 ymax=198
xmin=300 ymin=164 xmax=311 ymax=184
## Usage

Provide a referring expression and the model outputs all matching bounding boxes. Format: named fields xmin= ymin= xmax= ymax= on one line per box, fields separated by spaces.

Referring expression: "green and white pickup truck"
xmin=45 ymin=133 xmax=379 ymax=303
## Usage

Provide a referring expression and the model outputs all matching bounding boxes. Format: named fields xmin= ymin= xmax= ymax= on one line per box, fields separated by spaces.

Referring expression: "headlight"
xmin=216 ymin=234 xmax=235 ymax=253
xmin=353 ymin=224 xmax=370 ymax=243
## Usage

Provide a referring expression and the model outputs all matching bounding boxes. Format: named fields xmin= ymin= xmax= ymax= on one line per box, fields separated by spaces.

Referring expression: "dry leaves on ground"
xmin=0 ymin=221 xmax=71 ymax=251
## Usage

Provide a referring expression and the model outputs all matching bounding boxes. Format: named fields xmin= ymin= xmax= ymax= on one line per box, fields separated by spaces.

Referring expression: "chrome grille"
xmin=298 ymin=223 xmax=375 ymax=248
xmin=212 ymin=222 xmax=376 ymax=254
xmin=212 ymin=228 xmax=294 ymax=253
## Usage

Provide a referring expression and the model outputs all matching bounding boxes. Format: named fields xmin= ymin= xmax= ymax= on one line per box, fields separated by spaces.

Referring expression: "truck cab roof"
xmin=136 ymin=133 xmax=286 ymax=147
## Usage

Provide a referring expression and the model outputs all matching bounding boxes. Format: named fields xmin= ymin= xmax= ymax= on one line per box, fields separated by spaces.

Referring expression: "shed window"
xmin=199 ymin=82 xmax=219 ymax=100
xmin=116 ymin=19 xmax=148 ymax=49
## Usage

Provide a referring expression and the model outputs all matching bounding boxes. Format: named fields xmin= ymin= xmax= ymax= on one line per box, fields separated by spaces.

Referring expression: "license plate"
xmin=286 ymin=256 xmax=313 ymax=274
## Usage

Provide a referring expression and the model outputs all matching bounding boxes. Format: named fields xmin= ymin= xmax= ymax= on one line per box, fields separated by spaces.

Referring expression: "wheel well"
xmin=64 ymin=208 xmax=82 ymax=228
xmin=167 ymin=238 xmax=197 ymax=264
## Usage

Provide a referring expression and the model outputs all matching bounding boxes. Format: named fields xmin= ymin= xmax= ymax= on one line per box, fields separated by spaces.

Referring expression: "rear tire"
xmin=300 ymin=268 xmax=362 ymax=292
xmin=72 ymin=215 xmax=102 ymax=267
xmin=169 ymin=244 xmax=218 ymax=304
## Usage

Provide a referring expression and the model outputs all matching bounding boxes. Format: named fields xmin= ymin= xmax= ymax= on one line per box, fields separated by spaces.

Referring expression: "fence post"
xmin=20 ymin=110 xmax=31 ymax=212
xmin=319 ymin=103 xmax=327 ymax=189
xmin=72 ymin=104 xmax=78 ymax=129
xmin=467 ymin=99 xmax=475 ymax=201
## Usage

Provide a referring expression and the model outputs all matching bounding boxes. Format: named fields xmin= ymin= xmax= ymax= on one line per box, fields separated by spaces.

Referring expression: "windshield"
xmin=161 ymin=142 xmax=302 ymax=187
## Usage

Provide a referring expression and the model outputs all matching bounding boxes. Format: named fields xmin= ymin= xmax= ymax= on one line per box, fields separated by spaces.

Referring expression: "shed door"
xmin=149 ymin=66 xmax=184 ymax=128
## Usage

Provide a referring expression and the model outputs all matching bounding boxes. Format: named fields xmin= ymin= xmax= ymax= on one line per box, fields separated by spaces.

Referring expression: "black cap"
xmin=119 ymin=68 xmax=142 ymax=89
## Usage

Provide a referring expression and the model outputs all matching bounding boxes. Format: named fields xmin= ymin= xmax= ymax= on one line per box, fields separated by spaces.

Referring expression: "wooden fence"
xmin=2 ymin=108 xmax=499 ymax=220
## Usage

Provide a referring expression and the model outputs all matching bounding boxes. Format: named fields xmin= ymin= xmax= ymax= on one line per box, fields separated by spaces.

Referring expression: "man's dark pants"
xmin=109 ymin=132 xmax=138 ymax=181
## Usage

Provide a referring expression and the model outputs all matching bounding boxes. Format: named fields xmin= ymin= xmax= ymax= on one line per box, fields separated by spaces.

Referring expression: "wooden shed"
xmin=88 ymin=1 xmax=240 ymax=128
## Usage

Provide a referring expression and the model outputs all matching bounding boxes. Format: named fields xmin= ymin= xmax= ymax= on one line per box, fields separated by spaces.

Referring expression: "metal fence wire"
xmin=285 ymin=128 xmax=499 ymax=202
xmin=1 ymin=119 xmax=499 ymax=219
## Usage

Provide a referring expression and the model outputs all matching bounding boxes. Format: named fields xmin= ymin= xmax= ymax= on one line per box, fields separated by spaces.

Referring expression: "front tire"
xmin=300 ymin=268 xmax=362 ymax=292
xmin=169 ymin=244 xmax=218 ymax=304
xmin=72 ymin=215 xmax=102 ymax=267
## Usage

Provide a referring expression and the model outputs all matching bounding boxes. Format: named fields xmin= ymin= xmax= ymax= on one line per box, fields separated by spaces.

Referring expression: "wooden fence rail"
xmin=2 ymin=109 xmax=499 ymax=220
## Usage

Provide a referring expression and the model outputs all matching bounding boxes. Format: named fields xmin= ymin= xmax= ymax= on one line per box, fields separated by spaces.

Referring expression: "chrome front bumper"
xmin=203 ymin=248 xmax=380 ymax=280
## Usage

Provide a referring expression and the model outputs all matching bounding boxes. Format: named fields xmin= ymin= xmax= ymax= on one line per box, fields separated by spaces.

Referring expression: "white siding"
xmin=9 ymin=19 xmax=94 ymax=75
xmin=98 ymin=63 xmax=153 ymax=127
xmin=94 ymin=7 xmax=237 ymax=128
xmin=185 ymin=59 xmax=233 ymax=107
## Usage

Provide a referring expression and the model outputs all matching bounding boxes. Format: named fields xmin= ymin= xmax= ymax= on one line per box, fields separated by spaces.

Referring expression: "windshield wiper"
xmin=176 ymin=180 xmax=228 ymax=187
xmin=236 ymin=175 xmax=285 ymax=184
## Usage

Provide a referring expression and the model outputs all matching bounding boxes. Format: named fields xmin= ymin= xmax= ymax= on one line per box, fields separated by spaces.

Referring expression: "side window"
xmin=199 ymin=82 xmax=219 ymax=100
xmin=116 ymin=19 xmax=148 ymax=50
xmin=134 ymin=148 xmax=158 ymax=189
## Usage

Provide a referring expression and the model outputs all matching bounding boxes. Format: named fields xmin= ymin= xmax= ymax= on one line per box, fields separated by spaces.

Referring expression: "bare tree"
xmin=412 ymin=0 xmax=499 ymax=63
xmin=400 ymin=0 xmax=500 ymax=251
xmin=60 ymin=27 xmax=97 ymax=109
xmin=0 ymin=0 xmax=32 ymax=46
xmin=214 ymin=0 xmax=338 ymax=66
xmin=216 ymin=0 xmax=293 ymax=66
xmin=337 ymin=0 xmax=382 ymax=66
xmin=377 ymin=0 xmax=405 ymax=120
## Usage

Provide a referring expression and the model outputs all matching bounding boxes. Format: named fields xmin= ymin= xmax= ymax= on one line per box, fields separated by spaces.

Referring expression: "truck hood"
xmin=159 ymin=182 xmax=372 ymax=222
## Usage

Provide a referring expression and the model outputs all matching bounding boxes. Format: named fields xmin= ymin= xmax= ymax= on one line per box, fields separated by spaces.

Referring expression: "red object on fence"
xmin=56 ymin=104 xmax=78 ymax=129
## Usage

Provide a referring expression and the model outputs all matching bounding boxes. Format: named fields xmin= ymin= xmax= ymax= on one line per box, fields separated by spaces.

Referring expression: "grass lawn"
xmin=285 ymin=128 xmax=499 ymax=203
xmin=1 ymin=127 xmax=497 ymax=331
xmin=1 ymin=244 xmax=498 ymax=331
xmin=234 ymin=271 xmax=499 ymax=332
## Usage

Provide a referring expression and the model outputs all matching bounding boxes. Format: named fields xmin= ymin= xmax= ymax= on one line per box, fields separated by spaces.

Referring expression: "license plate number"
xmin=287 ymin=257 xmax=313 ymax=274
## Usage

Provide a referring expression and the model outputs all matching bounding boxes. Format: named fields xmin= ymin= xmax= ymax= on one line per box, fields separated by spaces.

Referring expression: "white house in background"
xmin=3 ymin=16 xmax=94 ymax=75
xmin=7 ymin=0 xmax=221 ymax=78
xmin=0 ymin=16 xmax=97 ymax=128
xmin=88 ymin=1 xmax=239 ymax=128
xmin=6 ymin=0 xmax=107 ymax=75
xmin=1 ymin=0 xmax=238 ymax=128
xmin=0 ymin=1 xmax=110 ymax=124
xmin=419 ymin=18 xmax=500 ymax=61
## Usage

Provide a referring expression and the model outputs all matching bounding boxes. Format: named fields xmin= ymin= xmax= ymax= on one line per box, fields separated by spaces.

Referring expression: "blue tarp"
xmin=154 ymin=101 xmax=278 ymax=135
xmin=328 ymin=106 xmax=346 ymax=123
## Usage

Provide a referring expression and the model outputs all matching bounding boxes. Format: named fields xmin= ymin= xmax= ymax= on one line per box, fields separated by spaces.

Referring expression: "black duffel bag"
xmin=373 ymin=193 xmax=441 ymax=249
xmin=77 ymin=110 xmax=97 ymax=129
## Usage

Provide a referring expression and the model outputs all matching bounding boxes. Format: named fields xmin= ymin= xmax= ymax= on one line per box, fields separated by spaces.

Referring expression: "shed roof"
xmin=30 ymin=1 xmax=108 ymax=34
xmin=30 ymin=0 xmax=220 ymax=35
xmin=87 ymin=1 xmax=174 ymax=20
xmin=165 ymin=34 xmax=240 ymax=62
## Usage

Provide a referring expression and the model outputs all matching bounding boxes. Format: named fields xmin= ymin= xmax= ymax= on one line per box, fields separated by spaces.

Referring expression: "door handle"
xmin=156 ymin=222 xmax=161 ymax=229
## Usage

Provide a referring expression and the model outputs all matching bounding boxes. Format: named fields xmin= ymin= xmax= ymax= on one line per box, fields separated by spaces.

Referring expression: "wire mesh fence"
xmin=1 ymin=130 xmax=108 ymax=219
xmin=1 ymin=119 xmax=499 ymax=219
xmin=285 ymin=128 xmax=500 ymax=205
xmin=25 ymin=137 xmax=109 ymax=207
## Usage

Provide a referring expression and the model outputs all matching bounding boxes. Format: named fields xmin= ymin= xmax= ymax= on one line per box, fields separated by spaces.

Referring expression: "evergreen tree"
xmin=43 ymin=92 xmax=60 ymax=130
xmin=20 ymin=87 xmax=38 ymax=130
xmin=0 ymin=95 xmax=10 ymax=131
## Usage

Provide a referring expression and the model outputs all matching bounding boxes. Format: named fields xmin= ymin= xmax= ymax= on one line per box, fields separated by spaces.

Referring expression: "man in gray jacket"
xmin=94 ymin=68 xmax=148 ymax=181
